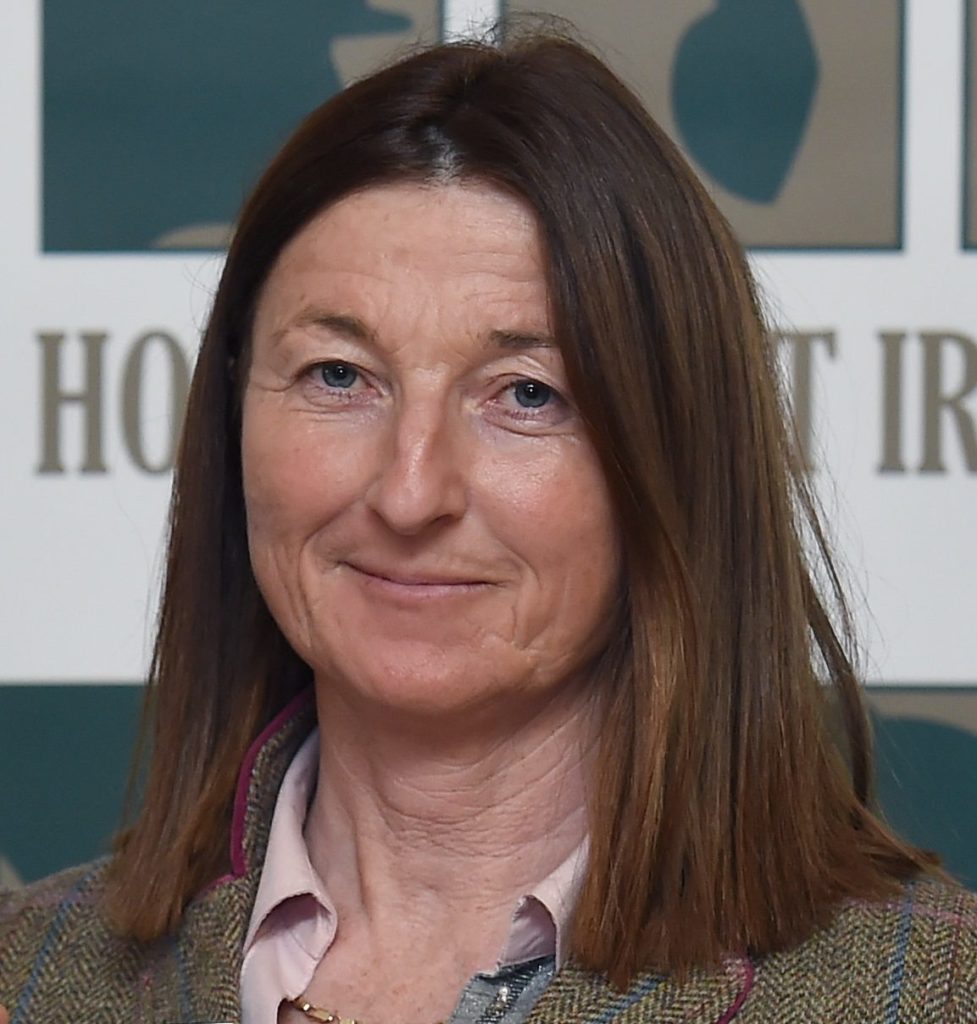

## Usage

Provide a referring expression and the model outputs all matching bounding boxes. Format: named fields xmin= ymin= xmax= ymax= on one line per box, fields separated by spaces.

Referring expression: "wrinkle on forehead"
xmin=252 ymin=181 xmax=557 ymax=372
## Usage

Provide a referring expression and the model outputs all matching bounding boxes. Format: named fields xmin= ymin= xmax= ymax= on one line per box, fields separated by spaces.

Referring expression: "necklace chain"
xmin=288 ymin=1001 xmax=351 ymax=1024
xmin=288 ymin=996 xmax=446 ymax=1024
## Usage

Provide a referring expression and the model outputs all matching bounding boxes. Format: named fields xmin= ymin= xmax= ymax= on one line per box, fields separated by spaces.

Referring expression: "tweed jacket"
xmin=2 ymin=692 xmax=976 ymax=1024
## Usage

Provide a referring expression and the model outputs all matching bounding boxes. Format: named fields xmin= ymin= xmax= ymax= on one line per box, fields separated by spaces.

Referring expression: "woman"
xmin=2 ymin=29 xmax=975 ymax=1024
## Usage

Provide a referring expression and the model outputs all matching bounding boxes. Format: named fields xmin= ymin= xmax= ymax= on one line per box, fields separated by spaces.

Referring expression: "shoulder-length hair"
xmin=107 ymin=29 xmax=931 ymax=983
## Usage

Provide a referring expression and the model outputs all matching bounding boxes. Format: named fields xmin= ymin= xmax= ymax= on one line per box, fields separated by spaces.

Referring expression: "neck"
xmin=305 ymin=681 xmax=593 ymax=940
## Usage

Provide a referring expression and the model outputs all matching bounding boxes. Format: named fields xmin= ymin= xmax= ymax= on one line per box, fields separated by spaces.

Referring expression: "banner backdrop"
xmin=1 ymin=0 xmax=975 ymax=883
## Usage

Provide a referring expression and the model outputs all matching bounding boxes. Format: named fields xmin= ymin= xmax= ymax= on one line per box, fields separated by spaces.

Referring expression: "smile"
xmin=342 ymin=562 xmax=492 ymax=600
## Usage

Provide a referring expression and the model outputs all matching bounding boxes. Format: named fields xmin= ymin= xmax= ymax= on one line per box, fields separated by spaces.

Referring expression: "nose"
xmin=365 ymin=398 xmax=467 ymax=535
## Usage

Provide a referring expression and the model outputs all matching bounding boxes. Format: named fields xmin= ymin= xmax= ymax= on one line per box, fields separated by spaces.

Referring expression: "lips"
xmin=343 ymin=561 xmax=491 ymax=589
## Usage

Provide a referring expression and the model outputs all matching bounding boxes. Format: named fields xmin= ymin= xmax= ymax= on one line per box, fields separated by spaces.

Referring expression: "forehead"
xmin=254 ymin=181 xmax=552 ymax=334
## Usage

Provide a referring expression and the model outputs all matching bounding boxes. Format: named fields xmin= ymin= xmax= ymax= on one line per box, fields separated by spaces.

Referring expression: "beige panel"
xmin=504 ymin=0 xmax=902 ymax=248
xmin=869 ymin=689 xmax=977 ymax=737
xmin=333 ymin=0 xmax=442 ymax=86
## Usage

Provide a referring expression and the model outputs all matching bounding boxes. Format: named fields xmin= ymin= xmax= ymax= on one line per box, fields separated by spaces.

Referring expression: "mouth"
xmin=342 ymin=561 xmax=493 ymax=598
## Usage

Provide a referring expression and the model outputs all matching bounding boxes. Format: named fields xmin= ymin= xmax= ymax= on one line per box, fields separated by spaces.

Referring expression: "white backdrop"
xmin=0 ymin=0 xmax=973 ymax=683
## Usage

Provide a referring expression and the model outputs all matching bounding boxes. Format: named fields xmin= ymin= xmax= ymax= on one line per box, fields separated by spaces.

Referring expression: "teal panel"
xmin=0 ymin=685 xmax=142 ymax=884
xmin=1 ymin=687 xmax=975 ymax=893
xmin=42 ymin=1 xmax=426 ymax=252
xmin=874 ymin=712 xmax=977 ymax=889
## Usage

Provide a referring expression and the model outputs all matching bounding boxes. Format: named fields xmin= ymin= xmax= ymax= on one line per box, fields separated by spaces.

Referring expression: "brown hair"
xmin=107 ymin=29 xmax=932 ymax=982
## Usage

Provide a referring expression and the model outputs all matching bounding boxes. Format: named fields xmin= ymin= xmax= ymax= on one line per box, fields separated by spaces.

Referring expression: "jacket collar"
xmin=525 ymin=955 xmax=754 ymax=1024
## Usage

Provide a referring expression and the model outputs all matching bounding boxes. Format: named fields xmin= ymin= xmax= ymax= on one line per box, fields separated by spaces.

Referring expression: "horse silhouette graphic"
xmin=43 ymin=1 xmax=415 ymax=252
xmin=672 ymin=0 xmax=819 ymax=204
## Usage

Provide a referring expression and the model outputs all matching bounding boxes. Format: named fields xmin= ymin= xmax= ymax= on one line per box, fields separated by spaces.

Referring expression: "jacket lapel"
xmin=524 ymin=955 xmax=754 ymax=1023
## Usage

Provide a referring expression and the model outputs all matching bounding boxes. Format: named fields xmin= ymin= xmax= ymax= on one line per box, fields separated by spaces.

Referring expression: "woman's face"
xmin=242 ymin=181 xmax=620 ymax=721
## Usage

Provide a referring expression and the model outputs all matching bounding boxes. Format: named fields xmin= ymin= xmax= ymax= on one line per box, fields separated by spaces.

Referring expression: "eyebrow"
xmin=271 ymin=310 xmax=376 ymax=347
xmin=272 ymin=309 xmax=555 ymax=351
xmin=488 ymin=329 xmax=556 ymax=350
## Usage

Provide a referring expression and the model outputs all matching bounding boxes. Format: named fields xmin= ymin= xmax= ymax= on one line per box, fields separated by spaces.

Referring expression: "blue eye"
xmin=319 ymin=362 xmax=358 ymax=389
xmin=513 ymin=380 xmax=552 ymax=408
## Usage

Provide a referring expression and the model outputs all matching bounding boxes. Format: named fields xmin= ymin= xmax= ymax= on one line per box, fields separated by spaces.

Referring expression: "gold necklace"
xmin=288 ymin=997 xmax=446 ymax=1024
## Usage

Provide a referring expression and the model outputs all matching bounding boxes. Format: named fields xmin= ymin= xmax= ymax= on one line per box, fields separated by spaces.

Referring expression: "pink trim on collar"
xmin=716 ymin=955 xmax=756 ymax=1023
xmin=205 ymin=687 xmax=315 ymax=890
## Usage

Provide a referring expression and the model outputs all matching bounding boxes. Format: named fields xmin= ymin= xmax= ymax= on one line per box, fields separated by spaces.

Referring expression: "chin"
xmin=314 ymin=640 xmax=546 ymax=723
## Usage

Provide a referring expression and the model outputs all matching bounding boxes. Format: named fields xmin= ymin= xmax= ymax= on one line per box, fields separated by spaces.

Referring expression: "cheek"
xmin=479 ymin=443 xmax=620 ymax=631
xmin=240 ymin=400 xmax=361 ymax=563
xmin=242 ymin=420 xmax=308 ymax=543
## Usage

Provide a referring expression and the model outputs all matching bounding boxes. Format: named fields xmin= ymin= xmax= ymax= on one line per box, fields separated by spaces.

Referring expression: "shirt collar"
xmin=499 ymin=839 xmax=588 ymax=967
xmin=243 ymin=731 xmax=333 ymax=957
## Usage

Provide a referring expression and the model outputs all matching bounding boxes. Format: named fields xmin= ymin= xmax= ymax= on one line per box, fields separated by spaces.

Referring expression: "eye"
xmin=491 ymin=376 xmax=571 ymax=430
xmin=318 ymin=361 xmax=359 ymax=389
xmin=512 ymin=379 xmax=553 ymax=408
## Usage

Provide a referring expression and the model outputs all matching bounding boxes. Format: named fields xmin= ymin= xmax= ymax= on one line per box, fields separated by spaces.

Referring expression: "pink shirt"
xmin=239 ymin=730 xmax=587 ymax=1024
